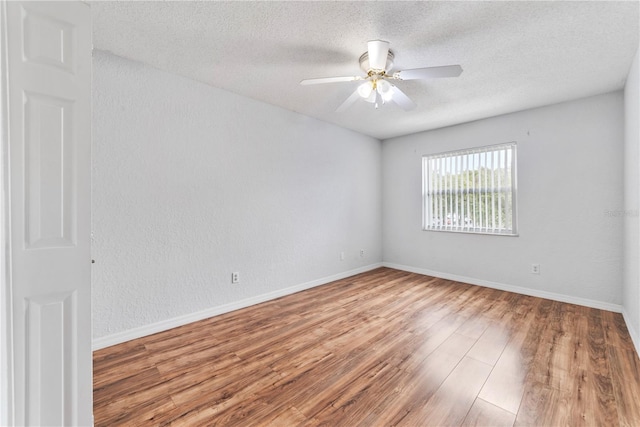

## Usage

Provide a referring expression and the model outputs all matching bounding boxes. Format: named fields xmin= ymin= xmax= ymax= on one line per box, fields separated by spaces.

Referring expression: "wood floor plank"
xmin=602 ymin=310 xmax=636 ymax=351
xmin=358 ymin=307 xmax=483 ymax=426
xmin=396 ymin=356 xmax=493 ymax=426
xmin=466 ymin=321 xmax=511 ymax=366
xmin=608 ymin=345 xmax=640 ymax=426
xmin=477 ymin=296 xmax=542 ymax=414
xmin=247 ymin=404 xmax=312 ymax=427
xmin=93 ymin=342 xmax=155 ymax=389
xmin=572 ymin=309 xmax=619 ymax=426
xmin=310 ymin=331 xmax=476 ymax=425
xmin=568 ymin=368 xmax=619 ymax=426
xmin=94 ymin=366 xmax=176 ymax=426
xmin=356 ymin=340 xmax=467 ymax=426
xmin=277 ymin=317 xmax=412 ymax=419
xmin=461 ymin=398 xmax=516 ymax=427
xmin=455 ymin=316 xmax=491 ymax=340
xmin=95 ymin=395 xmax=177 ymax=427
xmin=477 ymin=344 xmax=529 ymax=416
xmin=93 ymin=267 xmax=640 ymax=426
xmin=514 ymin=381 xmax=571 ymax=426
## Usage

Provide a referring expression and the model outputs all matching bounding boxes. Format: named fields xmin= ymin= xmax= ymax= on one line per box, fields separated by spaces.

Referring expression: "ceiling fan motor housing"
xmin=359 ymin=50 xmax=395 ymax=73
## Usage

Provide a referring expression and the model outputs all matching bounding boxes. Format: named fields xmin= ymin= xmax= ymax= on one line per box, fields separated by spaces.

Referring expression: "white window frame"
xmin=422 ymin=142 xmax=518 ymax=236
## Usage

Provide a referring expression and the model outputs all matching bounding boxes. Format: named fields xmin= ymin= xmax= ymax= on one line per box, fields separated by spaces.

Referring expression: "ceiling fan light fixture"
xmin=357 ymin=81 xmax=373 ymax=98
xmin=365 ymin=90 xmax=377 ymax=103
xmin=376 ymin=79 xmax=393 ymax=102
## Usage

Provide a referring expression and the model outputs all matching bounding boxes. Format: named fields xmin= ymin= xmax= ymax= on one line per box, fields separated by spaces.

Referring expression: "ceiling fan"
xmin=300 ymin=40 xmax=463 ymax=112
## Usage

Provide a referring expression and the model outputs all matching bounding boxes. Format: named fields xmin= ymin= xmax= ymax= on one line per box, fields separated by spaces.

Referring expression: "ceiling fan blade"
xmin=300 ymin=76 xmax=362 ymax=85
xmin=368 ymin=40 xmax=390 ymax=70
xmin=390 ymin=85 xmax=416 ymax=111
xmin=336 ymin=88 xmax=362 ymax=113
xmin=394 ymin=65 xmax=463 ymax=80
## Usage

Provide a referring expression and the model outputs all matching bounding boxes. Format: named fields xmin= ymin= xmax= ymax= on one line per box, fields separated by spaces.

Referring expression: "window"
xmin=423 ymin=142 xmax=517 ymax=235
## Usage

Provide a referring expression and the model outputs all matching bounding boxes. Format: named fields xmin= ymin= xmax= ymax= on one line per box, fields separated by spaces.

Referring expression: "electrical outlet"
xmin=360 ymin=249 xmax=365 ymax=258
xmin=340 ymin=251 xmax=345 ymax=261
xmin=531 ymin=264 xmax=540 ymax=275
xmin=231 ymin=272 xmax=240 ymax=284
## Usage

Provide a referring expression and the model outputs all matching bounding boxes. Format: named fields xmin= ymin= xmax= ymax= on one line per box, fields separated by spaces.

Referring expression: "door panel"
xmin=4 ymin=1 xmax=92 ymax=425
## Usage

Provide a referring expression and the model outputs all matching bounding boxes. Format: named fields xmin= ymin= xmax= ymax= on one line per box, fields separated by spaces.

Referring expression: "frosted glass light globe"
xmin=357 ymin=82 xmax=373 ymax=98
xmin=377 ymin=79 xmax=393 ymax=102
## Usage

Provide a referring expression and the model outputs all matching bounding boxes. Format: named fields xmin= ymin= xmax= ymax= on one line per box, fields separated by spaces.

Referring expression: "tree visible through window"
xmin=422 ymin=142 xmax=517 ymax=235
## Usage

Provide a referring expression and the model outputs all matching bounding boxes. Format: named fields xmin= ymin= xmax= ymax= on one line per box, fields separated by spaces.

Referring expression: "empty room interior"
xmin=4 ymin=0 xmax=640 ymax=426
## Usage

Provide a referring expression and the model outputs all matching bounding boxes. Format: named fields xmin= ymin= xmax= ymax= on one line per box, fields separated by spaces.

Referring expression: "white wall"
xmin=382 ymin=92 xmax=624 ymax=309
xmin=623 ymin=46 xmax=640 ymax=352
xmin=91 ymin=51 xmax=382 ymax=344
xmin=92 ymin=48 xmax=636 ymax=350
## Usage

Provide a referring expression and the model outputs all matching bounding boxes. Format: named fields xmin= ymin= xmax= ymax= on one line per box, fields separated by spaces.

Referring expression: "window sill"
xmin=423 ymin=227 xmax=519 ymax=237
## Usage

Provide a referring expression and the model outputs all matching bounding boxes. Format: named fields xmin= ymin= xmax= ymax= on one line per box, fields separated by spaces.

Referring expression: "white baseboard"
xmin=621 ymin=308 xmax=640 ymax=356
xmin=382 ymin=262 xmax=623 ymax=313
xmin=92 ymin=263 xmax=383 ymax=351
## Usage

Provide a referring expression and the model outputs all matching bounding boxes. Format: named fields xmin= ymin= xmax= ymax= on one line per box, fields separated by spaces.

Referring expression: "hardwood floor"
xmin=93 ymin=268 xmax=640 ymax=426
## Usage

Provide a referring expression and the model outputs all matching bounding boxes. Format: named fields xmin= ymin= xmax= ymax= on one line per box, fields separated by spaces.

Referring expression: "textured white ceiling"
xmin=91 ymin=1 xmax=639 ymax=140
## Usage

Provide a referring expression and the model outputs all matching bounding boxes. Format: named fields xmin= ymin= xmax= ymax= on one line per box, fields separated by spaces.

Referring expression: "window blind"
xmin=423 ymin=142 xmax=517 ymax=235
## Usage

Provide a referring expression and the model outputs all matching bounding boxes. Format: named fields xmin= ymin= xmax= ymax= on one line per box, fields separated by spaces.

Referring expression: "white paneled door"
xmin=1 ymin=1 xmax=92 ymax=425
